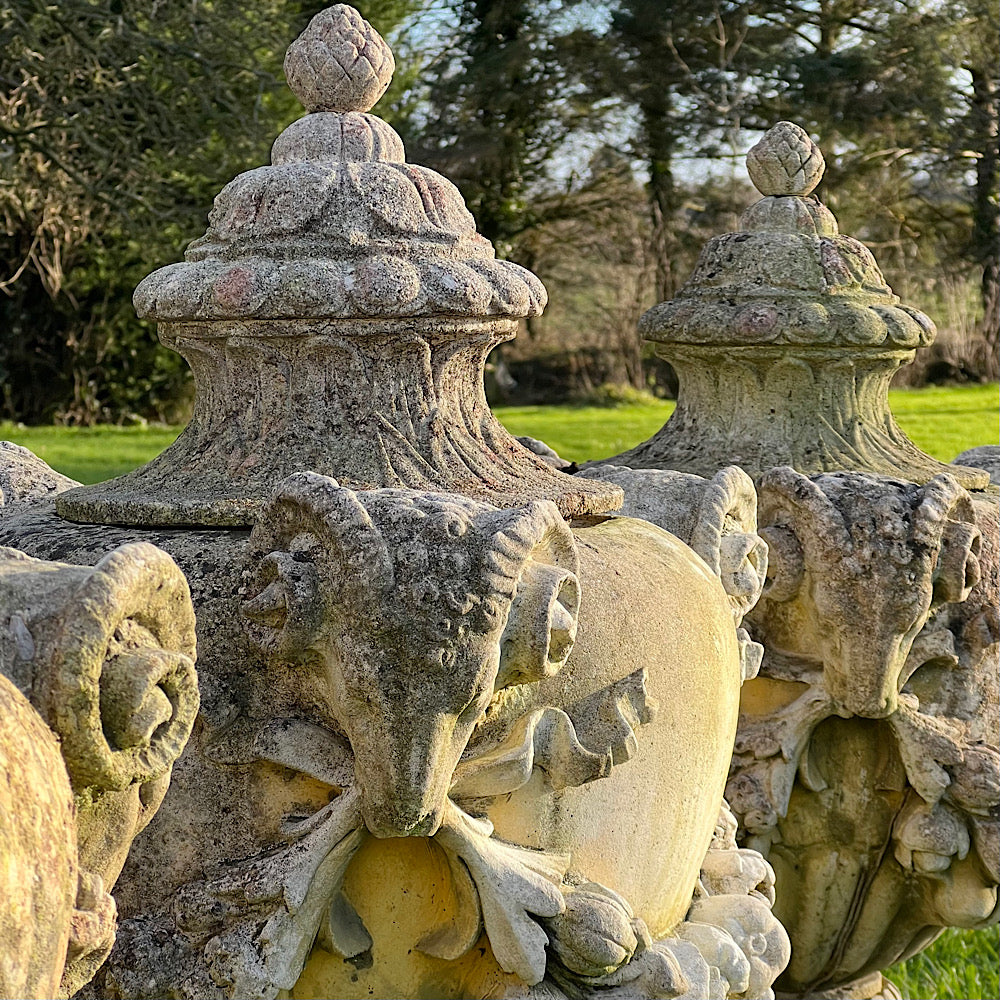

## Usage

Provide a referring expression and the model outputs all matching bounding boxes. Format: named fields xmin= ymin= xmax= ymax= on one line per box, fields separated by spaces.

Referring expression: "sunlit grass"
xmin=496 ymin=382 xmax=998 ymax=465
xmin=0 ymin=422 xmax=181 ymax=484
xmin=889 ymin=925 xmax=999 ymax=1000
xmin=4 ymin=383 xmax=994 ymax=484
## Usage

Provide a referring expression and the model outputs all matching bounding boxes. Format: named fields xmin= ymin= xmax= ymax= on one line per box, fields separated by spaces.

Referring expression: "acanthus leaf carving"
xmin=449 ymin=706 xmax=609 ymax=801
xmin=414 ymin=850 xmax=483 ymax=961
xmin=174 ymin=788 xmax=364 ymax=998
xmin=434 ymin=801 xmax=569 ymax=985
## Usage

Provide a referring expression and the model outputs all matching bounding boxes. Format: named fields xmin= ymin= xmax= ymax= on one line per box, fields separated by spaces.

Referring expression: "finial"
xmin=55 ymin=2 xmax=622 ymax=527
xmin=283 ymin=4 xmax=394 ymax=113
xmin=746 ymin=121 xmax=825 ymax=197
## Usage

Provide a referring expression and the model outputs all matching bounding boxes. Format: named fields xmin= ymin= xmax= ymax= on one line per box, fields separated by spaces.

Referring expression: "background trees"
xmin=0 ymin=0 xmax=411 ymax=421
xmin=2 ymin=0 xmax=996 ymax=420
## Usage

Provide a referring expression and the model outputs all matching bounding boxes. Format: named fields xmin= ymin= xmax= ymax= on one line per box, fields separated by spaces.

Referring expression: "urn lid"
xmin=55 ymin=5 xmax=622 ymax=527
xmin=133 ymin=4 xmax=546 ymax=323
xmin=605 ymin=122 xmax=989 ymax=489
xmin=639 ymin=121 xmax=936 ymax=351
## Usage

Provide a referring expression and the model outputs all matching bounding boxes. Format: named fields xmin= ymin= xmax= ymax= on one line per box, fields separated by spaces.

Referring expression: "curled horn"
xmin=45 ymin=542 xmax=199 ymax=793
xmin=689 ymin=466 xmax=759 ymax=574
xmin=485 ymin=499 xmax=580 ymax=587
xmin=244 ymin=472 xmax=392 ymax=656
xmin=912 ymin=474 xmax=981 ymax=605
xmin=486 ymin=501 xmax=581 ymax=689
xmin=690 ymin=467 xmax=768 ymax=621
xmin=758 ymin=467 xmax=851 ymax=551
xmin=757 ymin=467 xmax=848 ymax=604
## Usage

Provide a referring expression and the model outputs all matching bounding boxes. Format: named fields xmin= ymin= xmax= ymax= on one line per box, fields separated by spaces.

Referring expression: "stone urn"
xmin=0 ymin=517 xmax=199 ymax=1000
xmin=584 ymin=122 xmax=999 ymax=1000
xmin=0 ymin=7 xmax=787 ymax=1000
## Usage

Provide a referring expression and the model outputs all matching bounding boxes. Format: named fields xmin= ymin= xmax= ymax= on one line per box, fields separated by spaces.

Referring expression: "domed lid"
xmin=604 ymin=122 xmax=989 ymax=489
xmin=639 ymin=122 xmax=935 ymax=351
xmin=55 ymin=5 xmax=622 ymax=527
xmin=133 ymin=4 xmax=546 ymax=323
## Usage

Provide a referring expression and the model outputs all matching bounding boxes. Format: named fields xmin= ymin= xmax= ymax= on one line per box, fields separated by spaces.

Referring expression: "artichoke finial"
xmin=746 ymin=121 xmax=825 ymax=197
xmin=283 ymin=4 xmax=395 ymax=113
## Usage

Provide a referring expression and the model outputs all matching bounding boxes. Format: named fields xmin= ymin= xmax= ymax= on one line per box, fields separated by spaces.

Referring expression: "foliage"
xmin=889 ymin=925 xmax=999 ymax=1000
xmin=0 ymin=0 xmax=414 ymax=423
xmin=1 ymin=0 xmax=996 ymax=420
xmin=603 ymin=0 xmax=757 ymax=299
xmin=404 ymin=0 xmax=613 ymax=254
xmin=743 ymin=0 xmax=999 ymax=358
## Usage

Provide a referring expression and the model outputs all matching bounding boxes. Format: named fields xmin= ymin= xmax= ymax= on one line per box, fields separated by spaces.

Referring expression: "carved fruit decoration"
xmin=283 ymin=3 xmax=394 ymax=112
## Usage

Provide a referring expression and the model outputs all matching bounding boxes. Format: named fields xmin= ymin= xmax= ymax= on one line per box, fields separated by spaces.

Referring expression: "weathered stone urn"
xmin=585 ymin=122 xmax=999 ymax=1000
xmin=0 ymin=447 xmax=199 ymax=999
xmin=1 ymin=8 xmax=788 ymax=1000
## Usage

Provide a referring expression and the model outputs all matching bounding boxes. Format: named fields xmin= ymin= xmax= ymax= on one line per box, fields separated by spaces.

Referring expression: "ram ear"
xmin=485 ymin=501 xmax=581 ymax=690
xmin=689 ymin=465 xmax=759 ymax=572
xmin=757 ymin=467 xmax=852 ymax=595
xmin=756 ymin=467 xmax=842 ymax=605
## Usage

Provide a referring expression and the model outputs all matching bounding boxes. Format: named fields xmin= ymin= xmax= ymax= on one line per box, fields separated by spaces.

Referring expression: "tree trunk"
xmin=970 ymin=64 xmax=999 ymax=362
xmin=642 ymin=103 xmax=681 ymax=304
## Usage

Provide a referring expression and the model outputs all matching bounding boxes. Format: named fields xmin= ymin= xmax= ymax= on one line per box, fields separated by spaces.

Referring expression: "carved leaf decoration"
xmin=767 ymin=691 xmax=833 ymax=810
xmin=416 ymin=849 xmax=483 ymax=961
xmin=891 ymin=699 xmax=964 ymax=807
xmin=175 ymin=788 xmax=365 ymax=996
xmin=434 ymin=800 xmax=569 ymax=985
xmin=256 ymin=822 xmax=366 ymax=990
xmin=450 ymin=707 xmax=608 ymax=801
xmin=566 ymin=667 xmax=659 ymax=766
xmin=796 ymin=738 xmax=829 ymax=793
xmin=969 ymin=814 xmax=1000 ymax=884
xmin=731 ymin=685 xmax=838 ymax=828
xmin=318 ymin=890 xmax=373 ymax=959
xmin=903 ymin=627 xmax=960 ymax=680
xmin=254 ymin=718 xmax=353 ymax=790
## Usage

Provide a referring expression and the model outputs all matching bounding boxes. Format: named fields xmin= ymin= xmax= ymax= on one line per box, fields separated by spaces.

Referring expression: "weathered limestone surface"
xmin=586 ymin=122 xmax=1000 ymax=1000
xmin=0 ymin=538 xmax=199 ymax=999
xmin=1 ymin=478 xmax=786 ymax=1000
xmin=53 ymin=4 xmax=619 ymax=529
xmin=954 ymin=445 xmax=1000 ymax=486
xmin=603 ymin=122 xmax=988 ymax=492
xmin=576 ymin=463 xmax=769 ymax=682
xmin=732 ymin=470 xmax=997 ymax=993
xmin=1 ymin=672 xmax=77 ymax=1000
xmin=1 ymin=8 xmax=788 ymax=999
xmin=0 ymin=440 xmax=79 ymax=511
xmin=575 ymin=465 xmax=767 ymax=626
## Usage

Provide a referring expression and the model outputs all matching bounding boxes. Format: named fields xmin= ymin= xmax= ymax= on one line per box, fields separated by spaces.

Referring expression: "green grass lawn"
xmin=2 ymin=383 xmax=998 ymax=1000
xmin=497 ymin=382 xmax=999 ymax=466
xmin=889 ymin=925 xmax=999 ymax=1000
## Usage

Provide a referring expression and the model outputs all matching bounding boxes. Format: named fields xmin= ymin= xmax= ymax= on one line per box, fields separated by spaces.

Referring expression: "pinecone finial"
xmin=283 ymin=4 xmax=394 ymax=114
xmin=746 ymin=121 xmax=825 ymax=197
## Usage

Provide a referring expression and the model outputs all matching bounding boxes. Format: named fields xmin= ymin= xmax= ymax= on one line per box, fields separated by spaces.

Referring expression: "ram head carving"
xmin=242 ymin=472 xmax=581 ymax=839
xmin=751 ymin=467 xmax=981 ymax=718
